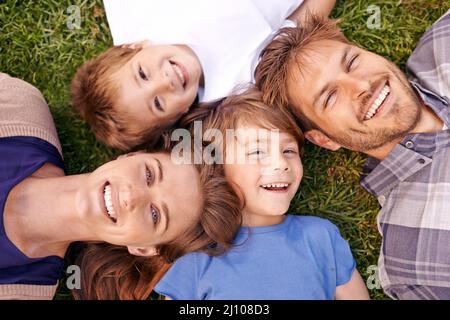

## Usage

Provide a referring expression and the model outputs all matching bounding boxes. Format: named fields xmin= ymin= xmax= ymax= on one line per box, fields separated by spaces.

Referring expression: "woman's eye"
xmin=138 ymin=65 xmax=148 ymax=81
xmin=154 ymin=97 xmax=163 ymax=112
xmin=145 ymin=167 xmax=153 ymax=186
xmin=150 ymin=205 xmax=159 ymax=224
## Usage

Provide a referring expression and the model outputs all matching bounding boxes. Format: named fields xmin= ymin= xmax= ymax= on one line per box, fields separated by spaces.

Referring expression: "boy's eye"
xmin=145 ymin=166 xmax=154 ymax=186
xmin=139 ymin=65 xmax=148 ymax=81
xmin=154 ymin=97 xmax=164 ymax=112
xmin=150 ymin=205 xmax=160 ymax=225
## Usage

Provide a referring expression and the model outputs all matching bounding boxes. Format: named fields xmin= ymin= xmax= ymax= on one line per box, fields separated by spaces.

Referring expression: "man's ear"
xmin=305 ymin=129 xmax=341 ymax=151
xmin=127 ymin=246 xmax=158 ymax=257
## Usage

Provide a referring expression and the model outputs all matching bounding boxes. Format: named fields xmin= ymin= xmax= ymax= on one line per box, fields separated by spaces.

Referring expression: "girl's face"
xmin=76 ymin=152 xmax=202 ymax=255
xmin=224 ymin=126 xmax=303 ymax=226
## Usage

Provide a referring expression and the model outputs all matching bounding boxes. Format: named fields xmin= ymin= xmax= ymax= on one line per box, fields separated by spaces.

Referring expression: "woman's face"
xmin=75 ymin=152 xmax=203 ymax=255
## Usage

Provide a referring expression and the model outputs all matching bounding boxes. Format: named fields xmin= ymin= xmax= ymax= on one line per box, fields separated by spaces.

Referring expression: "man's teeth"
xmin=103 ymin=184 xmax=117 ymax=222
xmin=261 ymin=183 xmax=289 ymax=189
xmin=364 ymin=85 xmax=390 ymax=120
xmin=172 ymin=63 xmax=186 ymax=86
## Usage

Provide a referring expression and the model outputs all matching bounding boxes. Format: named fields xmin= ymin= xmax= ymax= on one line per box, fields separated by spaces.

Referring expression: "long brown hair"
xmin=71 ymin=137 xmax=242 ymax=300
xmin=180 ymin=87 xmax=304 ymax=158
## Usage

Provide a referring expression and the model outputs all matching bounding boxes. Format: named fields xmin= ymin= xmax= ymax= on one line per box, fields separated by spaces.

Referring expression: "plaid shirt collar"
xmin=360 ymin=81 xmax=450 ymax=197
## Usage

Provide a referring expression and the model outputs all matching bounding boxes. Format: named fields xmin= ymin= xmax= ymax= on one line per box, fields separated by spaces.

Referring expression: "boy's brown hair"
xmin=255 ymin=14 xmax=350 ymax=132
xmin=71 ymin=46 xmax=169 ymax=150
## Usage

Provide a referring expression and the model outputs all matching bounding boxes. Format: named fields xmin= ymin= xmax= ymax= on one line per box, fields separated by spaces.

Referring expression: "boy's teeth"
xmin=364 ymin=84 xmax=390 ymax=120
xmin=103 ymin=184 xmax=117 ymax=221
xmin=172 ymin=63 xmax=185 ymax=86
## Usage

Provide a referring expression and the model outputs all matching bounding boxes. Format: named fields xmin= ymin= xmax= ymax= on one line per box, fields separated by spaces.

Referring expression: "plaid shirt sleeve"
xmin=407 ymin=9 xmax=450 ymax=99
xmin=360 ymin=10 xmax=450 ymax=300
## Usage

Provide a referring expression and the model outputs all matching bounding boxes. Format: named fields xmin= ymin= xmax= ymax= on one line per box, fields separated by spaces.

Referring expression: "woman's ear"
xmin=117 ymin=150 xmax=144 ymax=160
xmin=304 ymin=129 xmax=341 ymax=151
xmin=127 ymin=246 xmax=158 ymax=257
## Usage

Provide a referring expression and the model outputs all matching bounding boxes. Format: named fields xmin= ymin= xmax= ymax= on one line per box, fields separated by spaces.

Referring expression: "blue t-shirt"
xmin=0 ymin=136 xmax=65 ymax=285
xmin=155 ymin=215 xmax=356 ymax=300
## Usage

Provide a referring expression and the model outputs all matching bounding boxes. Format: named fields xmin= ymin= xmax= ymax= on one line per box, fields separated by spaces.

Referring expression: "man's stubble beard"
xmin=324 ymin=62 xmax=422 ymax=153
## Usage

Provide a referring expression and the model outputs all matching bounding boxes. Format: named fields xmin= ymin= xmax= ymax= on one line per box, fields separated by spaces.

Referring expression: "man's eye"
xmin=324 ymin=90 xmax=336 ymax=109
xmin=150 ymin=205 xmax=160 ymax=224
xmin=145 ymin=166 xmax=153 ymax=186
xmin=139 ymin=65 xmax=148 ymax=81
xmin=154 ymin=97 xmax=163 ymax=112
xmin=347 ymin=54 xmax=359 ymax=71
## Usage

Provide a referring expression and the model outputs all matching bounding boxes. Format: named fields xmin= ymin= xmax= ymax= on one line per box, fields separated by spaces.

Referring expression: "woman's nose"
xmin=121 ymin=184 xmax=147 ymax=211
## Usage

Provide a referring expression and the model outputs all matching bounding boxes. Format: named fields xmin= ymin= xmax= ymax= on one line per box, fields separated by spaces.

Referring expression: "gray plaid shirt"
xmin=360 ymin=10 xmax=450 ymax=300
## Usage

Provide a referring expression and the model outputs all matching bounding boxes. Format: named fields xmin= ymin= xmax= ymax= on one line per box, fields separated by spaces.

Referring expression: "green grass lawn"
xmin=1 ymin=0 xmax=449 ymax=300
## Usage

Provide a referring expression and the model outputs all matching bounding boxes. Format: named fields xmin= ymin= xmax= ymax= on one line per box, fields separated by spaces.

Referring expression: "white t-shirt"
xmin=103 ymin=0 xmax=303 ymax=102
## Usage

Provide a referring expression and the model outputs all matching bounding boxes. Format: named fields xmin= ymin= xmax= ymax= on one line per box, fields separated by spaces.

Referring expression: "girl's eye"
xmin=248 ymin=150 xmax=264 ymax=156
xmin=145 ymin=167 xmax=153 ymax=186
xmin=154 ymin=97 xmax=163 ymax=112
xmin=150 ymin=205 xmax=159 ymax=224
xmin=284 ymin=149 xmax=298 ymax=154
xmin=138 ymin=65 xmax=148 ymax=81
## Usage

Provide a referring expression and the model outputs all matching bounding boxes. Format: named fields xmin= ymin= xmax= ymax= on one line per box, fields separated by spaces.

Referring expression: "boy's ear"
xmin=127 ymin=246 xmax=158 ymax=257
xmin=305 ymin=129 xmax=341 ymax=151
xmin=122 ymin=39 xmax=152 ymax=50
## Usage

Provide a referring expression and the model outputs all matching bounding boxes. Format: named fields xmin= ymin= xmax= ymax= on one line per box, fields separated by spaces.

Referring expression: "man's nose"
xmin=339 ymin=74 xmax=370 ymax=101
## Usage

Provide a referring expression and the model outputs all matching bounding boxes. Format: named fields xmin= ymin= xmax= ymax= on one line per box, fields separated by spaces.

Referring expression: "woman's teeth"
xmin=364 ymin=84 xmax=390 ymax=120
xmin=261 ymin=183 xmax=289 ymax=191
xmin=103 ymin=184 xmax=117 ymax=223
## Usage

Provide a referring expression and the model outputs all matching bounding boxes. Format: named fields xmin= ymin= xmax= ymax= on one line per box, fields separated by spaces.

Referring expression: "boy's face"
xmin=113 ymin=44 xmax=203 ymax=133
xmin=224 ymin=127 xmax=303 ymax=226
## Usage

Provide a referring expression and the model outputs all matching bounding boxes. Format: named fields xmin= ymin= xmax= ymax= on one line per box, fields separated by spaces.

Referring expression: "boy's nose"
xmin=159 ymin=68 xmax=176 ymax=92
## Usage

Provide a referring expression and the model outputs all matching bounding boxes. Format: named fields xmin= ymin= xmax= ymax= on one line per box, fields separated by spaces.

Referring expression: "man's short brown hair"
xmin=255 ymin=14 xmax=350 ymax=132
xmin=71 ymin=46 xmax=169 ymax=150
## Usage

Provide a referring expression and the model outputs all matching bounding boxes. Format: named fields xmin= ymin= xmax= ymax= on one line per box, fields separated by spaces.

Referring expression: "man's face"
xmin=287 ymin=40 xmax=422 ymax=152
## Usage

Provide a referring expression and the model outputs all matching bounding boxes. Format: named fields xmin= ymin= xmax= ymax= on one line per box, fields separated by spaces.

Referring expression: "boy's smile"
xmin=113 ymin=43 xmax=203 ymax=134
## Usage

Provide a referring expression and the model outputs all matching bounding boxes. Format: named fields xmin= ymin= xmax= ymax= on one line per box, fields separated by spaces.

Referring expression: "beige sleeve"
xmin=0 ymin=72 xmax=63 ymax=158
xmin=0 ymin=283 xmax=58 ymax=300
